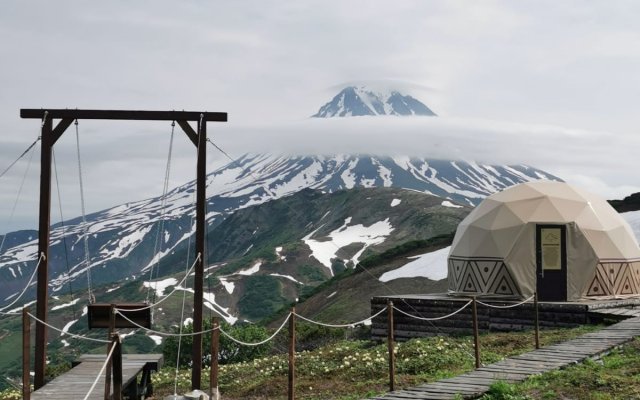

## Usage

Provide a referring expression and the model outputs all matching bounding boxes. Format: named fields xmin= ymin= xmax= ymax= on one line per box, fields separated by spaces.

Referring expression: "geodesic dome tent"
xmin=447 ymin=181 xmax=640 ymax=301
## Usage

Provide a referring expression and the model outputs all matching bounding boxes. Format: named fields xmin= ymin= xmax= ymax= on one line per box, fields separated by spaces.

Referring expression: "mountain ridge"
xmin=312 ymin=86 xmax=437 ymax=117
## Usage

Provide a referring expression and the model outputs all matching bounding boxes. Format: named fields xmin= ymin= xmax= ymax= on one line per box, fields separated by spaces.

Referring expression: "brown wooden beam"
xmin=51 ymin=118 xmax=74 ymax=145
xmin=20 ymin=109 xmax=227 ymax=122
xmin=191 ymin=116 xmax=207 ymax=390
xmin=176 ymin=120 xmax=198 ymax=147
xmin=34 ymin=117 xmax=52 ymax=390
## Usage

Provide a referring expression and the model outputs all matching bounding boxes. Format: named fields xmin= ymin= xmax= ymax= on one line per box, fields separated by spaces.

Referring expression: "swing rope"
xmin=53 ymin=148 xmax=78 ymax=319
xmin=173 ymin=114 xmax=204 ymax=395
xmin=146 ymin=121 xmax=176 ymax=304
xmin=75 ymin=119 xmax=94 ymax=303
xmin=0 ymin=136 xmax=40 ymax=180
xmin=0 ymin=136 xmax=38 ymax=256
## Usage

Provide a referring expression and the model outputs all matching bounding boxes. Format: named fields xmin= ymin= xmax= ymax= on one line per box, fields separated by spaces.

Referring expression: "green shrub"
xmin=163 ymin=319 xmax=272 ymax=367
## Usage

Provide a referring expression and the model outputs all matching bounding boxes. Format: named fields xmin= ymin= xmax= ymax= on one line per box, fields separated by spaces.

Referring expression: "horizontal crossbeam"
xmin=20 ymin=109 xmax=227 ymax=122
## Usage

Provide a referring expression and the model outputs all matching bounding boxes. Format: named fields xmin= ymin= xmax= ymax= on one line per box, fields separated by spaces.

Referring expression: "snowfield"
xmin=303 ymin=217 xmax=394 ymax=274
xmin=379 ymin=246 xmax=450 ymax=282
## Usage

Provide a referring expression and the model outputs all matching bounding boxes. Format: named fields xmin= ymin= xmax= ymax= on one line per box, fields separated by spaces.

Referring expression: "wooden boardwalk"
xmin=368 ymin=312 xmax=640 ymax=400
xmin=30 ymin=354 xmax=163 ymax=400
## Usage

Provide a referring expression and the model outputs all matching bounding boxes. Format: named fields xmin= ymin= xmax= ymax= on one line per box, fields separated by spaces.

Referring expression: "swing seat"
xmin=87 ymin=303 xmax=152 ymax=329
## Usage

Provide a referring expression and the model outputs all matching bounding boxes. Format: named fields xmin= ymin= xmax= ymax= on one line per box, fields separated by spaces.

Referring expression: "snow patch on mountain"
xmin=270 ymin=273 xmax=303 ymax=285
xmin=143 ymin=278 xmax=177 ymax=298
xmin=51 ymin=298 xmax=80 ymax=311
xmin=379 ymin=246 xmax=450 ymax=282
xmin=442 ymin=200 xmax=463 ymax=208
xmin=175 ymin=286 xmax=237 ymax=324
xmin=303 ymin=217 xmax=394 ymax=274
xmin=237 ymin=261 xmax=262 ymax=276
xmin=219 ymin=277 xmax=235 ymax=294
xmin=390 ymin=199 xmax=401 ymax=207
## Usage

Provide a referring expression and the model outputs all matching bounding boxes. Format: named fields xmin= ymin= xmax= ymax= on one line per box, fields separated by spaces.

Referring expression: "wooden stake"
xmin=192 ymin=117 xmax=207 ymax=390
xmin=534 ymin=292 xmax=540 ymax=349
xmin=210 ymin=318 xmax=220 ymax=400
xmin=104 ymin=304 xmax=115 ymax=400
xmin=34 ymin=116 xmax=52 ymax=390
xmin=472 ymin=297 xmax=481 ymax=369
xmin=387 ymin=300 xmax=395 ymax=392
xmin=288 ymin=308 xmax=296 ymax=400
xmin=22 ymin=307 xmax=31 ymax=400
xmin=112 ymin=334 xmax=122 ymax=400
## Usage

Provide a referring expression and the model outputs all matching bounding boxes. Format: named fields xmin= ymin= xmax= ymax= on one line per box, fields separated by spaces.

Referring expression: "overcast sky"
xmin=1 ymin=0 xmax=639 ymax=233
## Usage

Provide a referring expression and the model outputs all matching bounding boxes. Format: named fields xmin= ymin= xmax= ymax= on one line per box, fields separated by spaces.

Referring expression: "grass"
xmin=147 ymin=325 xmax=598 ymax=400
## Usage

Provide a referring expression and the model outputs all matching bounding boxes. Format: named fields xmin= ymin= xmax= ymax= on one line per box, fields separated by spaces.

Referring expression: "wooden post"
xmin=288 ymin=308 xmax=296 ymax=400
xmin=210 ymin=318 xmax=220 ymax=400
xmin=112 ymin=334 xmax=122 ymax=400
xmin=22 ymin=307 xmax=31 ymax=400
xmin=34 ymin=115 xmax=52 ymax=390
xmin=472 ymin=297 xmax=481 ymax=369
xmin=104 ymin=304 xmax=115 ymax=400
xmin=534 ymin=292 xmax=540 ymax=349
xmin=387 ymin=300 xmax=395 ymax=392
xmin=192 ymin=117 xmax=207 ymax=390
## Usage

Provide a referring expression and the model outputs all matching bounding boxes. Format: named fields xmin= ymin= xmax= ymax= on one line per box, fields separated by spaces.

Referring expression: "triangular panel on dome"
xmin=491 ymin=225 xmax=526 ymax=256
xmin=491 ymin=183 xmax=545 ymax=202
xmin=473 ymin=260 xmax=502 ymax=286
xmin=449 ymin=258 xmax=466 ymax=283
xmin=617 ymin=264 xmax=638 ymax=295
xmin=487 ymin=263 xmax=521 ymax=296
xmin=502 ymin=197 xmax=545 ymax=222
xmin=461 ymin=269 xmax=481 ymax=293
xmin=527 ymin=198 xmax=568 ymax=222
xmin=546 ymin=197 xmax=589 ymax=221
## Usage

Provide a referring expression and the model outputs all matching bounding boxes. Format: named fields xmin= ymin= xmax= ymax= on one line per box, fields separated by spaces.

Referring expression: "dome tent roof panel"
xmin=490 ymin=183 xmax=547 ymax=202
xmin=525 ymin=197 xmax=570 ymax=222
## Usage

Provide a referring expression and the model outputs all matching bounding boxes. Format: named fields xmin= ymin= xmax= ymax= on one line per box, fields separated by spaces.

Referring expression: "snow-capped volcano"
xmin=312 ymin=86 xmax=437 ymax=118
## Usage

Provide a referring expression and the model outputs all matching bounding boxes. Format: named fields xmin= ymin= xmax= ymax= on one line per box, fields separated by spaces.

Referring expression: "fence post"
xmin=288 ymin=308 xmax=296 ymax=400
xmin=104 ymin=304 xmax=115 ymax=400
xmin=534 ymin=292 xmax=540 ymax=349
xmin=387 ymin=299 xmax=395 ymax=392
xmin=210 ymin=317 xmax=220 ymax=400
xmin=472 ymin=297 xmax=481 ymax=369
xmin=22 ymin=307 xmax=31 ymax=400
xmin=112 ymin=334 xmax=122 ymax=400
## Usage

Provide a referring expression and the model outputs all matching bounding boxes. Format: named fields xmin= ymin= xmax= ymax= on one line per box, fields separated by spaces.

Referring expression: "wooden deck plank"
xmin=368 ymin=314 xmax=640 ymax=399
xmin=30 ymin=354 xmax=163 ymax=400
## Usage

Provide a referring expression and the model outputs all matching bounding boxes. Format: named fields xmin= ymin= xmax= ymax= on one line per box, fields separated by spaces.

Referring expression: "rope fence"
xmin=18 ymin=293 xmax=542 ymax=399
xmin=27 ymin=312 xmax=110 ymax=343
xmin=476 ymin=295 xmax=534 ymax=309
xmin=219 ymin=313 xmax=291 ymax=347
xmin=294 ymin=305 xmax=387 ymax=328
xmin=392 ymin=300 xmax=472 ymax=321
xmin=0 ymin=253 xmax=45 ymax=314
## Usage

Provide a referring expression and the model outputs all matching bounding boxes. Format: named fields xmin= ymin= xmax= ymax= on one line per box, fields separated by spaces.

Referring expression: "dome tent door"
xmin=536 ymin=224 xmax=568 ymax=301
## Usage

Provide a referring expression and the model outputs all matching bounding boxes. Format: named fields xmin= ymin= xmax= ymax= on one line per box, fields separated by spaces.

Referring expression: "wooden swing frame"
xmin=21 ymin=108 xmax=227 ymax=391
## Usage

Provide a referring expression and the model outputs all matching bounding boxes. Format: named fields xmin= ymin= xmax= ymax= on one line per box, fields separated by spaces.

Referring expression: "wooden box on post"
xmin=87 ymin=303 xmax=151 ymax=329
